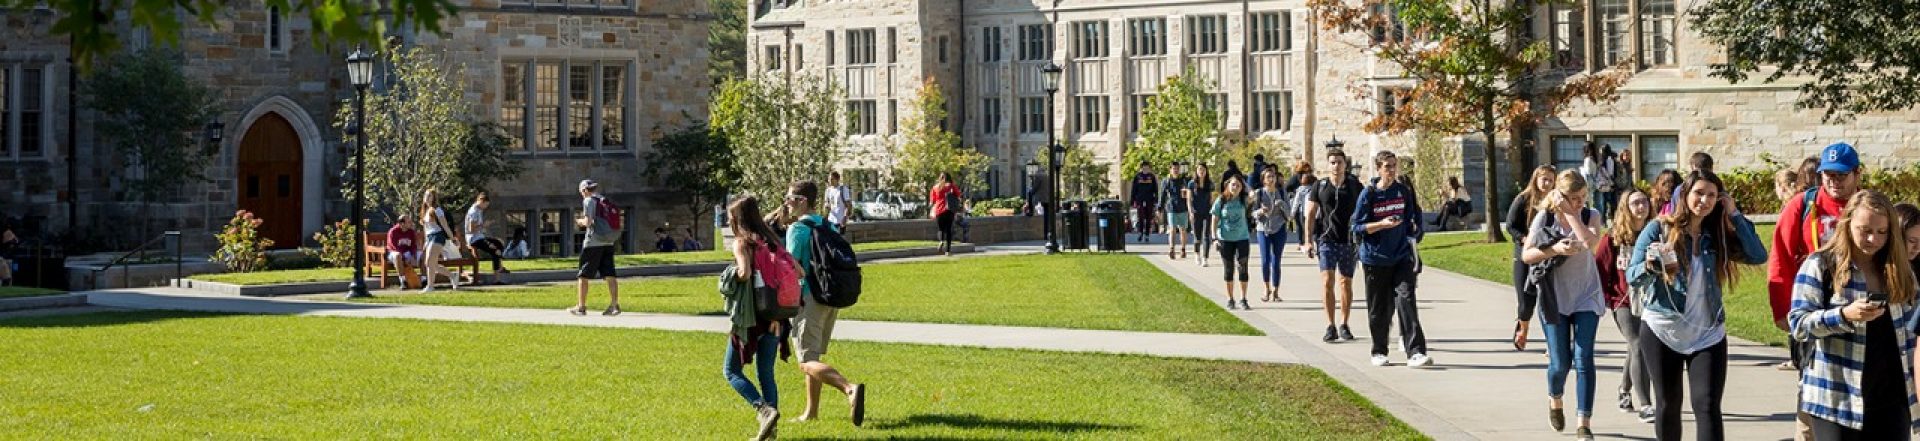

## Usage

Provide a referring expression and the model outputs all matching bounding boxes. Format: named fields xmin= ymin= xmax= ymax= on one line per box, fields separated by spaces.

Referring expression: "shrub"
xmin=212 ymin=210 xmax=274 ymax=273
xmin=1707 ymin=152 xmax=1920 ymax=216
xmin=303 ymin=219 xmax=359 ymax=268
xmin=969 ymin=197 xmax=1028 ymax=217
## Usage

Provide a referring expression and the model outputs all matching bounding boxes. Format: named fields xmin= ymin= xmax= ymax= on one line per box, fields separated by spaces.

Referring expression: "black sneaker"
xmin=1323 ymin=325 xmax=1339 ymax=342
xmin=1617 ymin=391 xmax=1634 ymax=413
xmin=1339 ymin=325 xmax=1356 ymax=341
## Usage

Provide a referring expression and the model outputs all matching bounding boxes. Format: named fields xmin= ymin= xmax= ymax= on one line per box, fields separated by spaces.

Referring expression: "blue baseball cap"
xmin=1818 ymin=142 xmax=1860 ymax=173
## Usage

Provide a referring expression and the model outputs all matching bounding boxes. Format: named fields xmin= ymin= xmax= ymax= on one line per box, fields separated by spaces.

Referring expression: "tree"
xmin=1691 ymin=0 xmax=1920 ymax=120
xmin=1311 ymin=0 xmax=1631 ymax=242
xmin=644 ymin=123 xmax=737 ymax=234
xmin=711 ymin=74 xmax=843 ymax=201
xmin=336 ymin=46 xmax=518 ymax=221
xmin=891 ymin=80 xmax=990 ymax=195
xmin=9 ymin=0 xmax=460 ymax=66
xmin=80 ymin=47 xmax=218 ymax=234
xmin=1126 ymin=70 xmax=1221 ymax=176
xmin=708 ymin=0 xmax=748 ymax=86
xmin=1059 ymin=141 xmax=1114 ymax=201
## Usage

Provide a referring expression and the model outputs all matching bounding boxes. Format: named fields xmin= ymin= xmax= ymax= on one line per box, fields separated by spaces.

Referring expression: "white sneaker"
xmin=420 ymin=285 xmax=435 ymax=293
xmin=1408 ymin=353 xmax=1434 ymax=368
xmin=1370 ymin=355 xmax=1390 ymax=367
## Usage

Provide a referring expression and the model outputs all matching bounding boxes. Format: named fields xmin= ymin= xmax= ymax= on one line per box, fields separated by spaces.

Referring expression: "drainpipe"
xmin=65 ymin=40 xmax=78 ymax=235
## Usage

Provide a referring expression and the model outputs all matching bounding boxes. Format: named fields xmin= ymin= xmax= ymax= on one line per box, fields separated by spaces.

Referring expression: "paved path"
xmin=1129 ymin=233 xmax=1796 ymax=441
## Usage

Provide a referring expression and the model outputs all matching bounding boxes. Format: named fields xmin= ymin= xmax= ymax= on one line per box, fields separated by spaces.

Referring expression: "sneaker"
xmin=1617 ymin=391 xmax=1634 ymax=413
xmin=1339 ymin=325 xmax=1355 ymax=341
xmin=1575 ymin=426 xmax=1594 ymax=441
xmin=1408 ymin=353 xmax=1433 ymax=368
xmin=755 ymin=404 xmax=780 ymax=440
xmin=1638 ymin=407 xmax=1656 ymax=424
xmin=1775 ymin=360 xmax=1798 ymax=371
xmin=1549 ymin=406 xmax=1565 ymax=432
xmin=1226 ymin=300 xmax=1238 ymax=310
xmin=603 ymin=305 xmax=623 ymax=316
xmin=1370 ymin=354 xmax=1390 ymax=366
xmin=420 ymin=285 xmax=435 ymax=293
xmin=1323 ymin=325 xmax=1339 ymax=342
xmin=1239 ymin=299 xmax=1251 ymax=310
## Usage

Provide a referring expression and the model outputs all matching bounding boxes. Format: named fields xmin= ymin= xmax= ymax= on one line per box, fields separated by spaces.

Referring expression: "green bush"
xmin=1713 ymin=152 xmax=1920 ymax=215
xmin=302 ymin=219 xmax=359 ymax=268
xmin=969 ymin=197 xmax=1028 ymax=217
xmin=212 ymin=211 xmax=274 ymax=273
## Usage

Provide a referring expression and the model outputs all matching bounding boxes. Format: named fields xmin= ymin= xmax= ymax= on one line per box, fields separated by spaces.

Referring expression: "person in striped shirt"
xmin=1789 ymin=190 xmax=1920 ymax=440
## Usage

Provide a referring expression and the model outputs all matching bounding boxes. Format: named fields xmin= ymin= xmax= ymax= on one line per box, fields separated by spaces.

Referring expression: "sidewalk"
xmin=1134 ymin=234 xmax=1796 ymax=441
xmin=79 ymin=287 xmax=1295 ymax=364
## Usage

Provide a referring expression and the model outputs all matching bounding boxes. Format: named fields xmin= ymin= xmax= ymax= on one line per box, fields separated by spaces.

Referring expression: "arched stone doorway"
xmin=236 ymin=112 xmax=304 ymax=249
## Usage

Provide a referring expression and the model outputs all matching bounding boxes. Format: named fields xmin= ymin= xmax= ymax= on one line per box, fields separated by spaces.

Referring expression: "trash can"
xmin=1093 ymin=199 xmax=1128 ymax=252
xmin=1062 ymin=200 xmax=1089 ymax=250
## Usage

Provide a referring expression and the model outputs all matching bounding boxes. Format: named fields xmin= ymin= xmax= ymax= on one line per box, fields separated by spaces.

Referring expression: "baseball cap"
xmin=578 ymin=179 xmax=599 ymax=192
xmin=1817 ymin=142 xmax=1861 ymax=174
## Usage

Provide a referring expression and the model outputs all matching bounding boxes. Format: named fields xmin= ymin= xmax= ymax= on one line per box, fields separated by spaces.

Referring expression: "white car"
xmin=854 ymin=191 xmax=927 ymax=221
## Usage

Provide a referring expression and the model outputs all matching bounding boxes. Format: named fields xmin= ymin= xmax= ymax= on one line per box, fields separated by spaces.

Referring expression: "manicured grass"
xmin=0 ymin=311 xmax=1426 ymax=440
xmin=1420 ymin=225 xmax=1784 ymax=347
xmin=339 ymin=254 xmax=1260 ymax=335
xmin=195 ymin=241 xmax=939 ymax=285
xmin=0 ymin=286 xmax=63 ymax=299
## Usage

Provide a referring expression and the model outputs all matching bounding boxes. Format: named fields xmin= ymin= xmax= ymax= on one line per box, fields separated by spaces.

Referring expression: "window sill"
xmin=510 ymin=150 xmax=635 ymax=159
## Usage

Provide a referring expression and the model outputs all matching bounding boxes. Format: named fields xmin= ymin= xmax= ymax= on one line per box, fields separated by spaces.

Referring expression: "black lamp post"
xmin=345 ymin=48 xmax=374 ymax=299
xmin=1040 ymin=62 xmax=1063 ymax=254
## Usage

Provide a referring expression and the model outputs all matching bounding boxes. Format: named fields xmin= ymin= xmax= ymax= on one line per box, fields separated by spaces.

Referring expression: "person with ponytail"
xmin=1594 ymin=188 xmax=1657 ymax=422
xmin=1510 ymin=165 xmax=1558 ymax=351
xmin=1520 ymin=170 xmax=1607 ymax=440
xmin=1790 ymin=191 xmax=1920 ymax=440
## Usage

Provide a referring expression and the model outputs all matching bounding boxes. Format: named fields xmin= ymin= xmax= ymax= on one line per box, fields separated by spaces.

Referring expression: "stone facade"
xmin=0 ymin=1 xmax=714 ymax=256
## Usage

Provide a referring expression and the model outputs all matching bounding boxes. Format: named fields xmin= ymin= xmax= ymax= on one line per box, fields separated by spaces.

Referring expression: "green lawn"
xmin=338 ymin=254 xmax=1260 ymax=335
xmin=0 ymin=286 xmax=63 ymax=299
xmin=1421 ymin=225 xmax=1784 ymax=347
xmin=0 ymin=311 xmax=1426 ymax=440
xmin=197 ymin=241 xmax=939 ymax=286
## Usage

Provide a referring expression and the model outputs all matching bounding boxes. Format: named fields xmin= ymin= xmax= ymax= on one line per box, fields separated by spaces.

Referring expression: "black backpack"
xmin=799 ymin=218 xmax=863 ymax=308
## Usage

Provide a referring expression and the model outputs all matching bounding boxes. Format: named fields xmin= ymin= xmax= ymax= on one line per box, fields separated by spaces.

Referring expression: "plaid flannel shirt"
xmin=1788 ymin=253 xmax=1920 ymax=431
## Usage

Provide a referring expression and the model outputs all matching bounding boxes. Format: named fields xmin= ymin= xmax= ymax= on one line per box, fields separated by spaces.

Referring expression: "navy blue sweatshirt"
xmin=1351 ymin=178 xmax=1424 ymax=266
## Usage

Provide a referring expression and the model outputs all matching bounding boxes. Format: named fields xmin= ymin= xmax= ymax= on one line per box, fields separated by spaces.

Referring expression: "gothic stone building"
xmin=0 ymin=0 xmax=712 ymax=255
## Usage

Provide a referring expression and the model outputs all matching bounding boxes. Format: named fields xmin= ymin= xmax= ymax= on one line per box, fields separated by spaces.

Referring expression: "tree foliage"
xmin=1690 ymin=0 xmax=1920 ymax=120
xmin=336 ymin=46 xmax=517 ymax=221
xmin=711 ymin=74 xmax=843 ymax=200
xmin=891 ymin=80 xmax=990 ymax=195
xmin=708 ymin=0 xmax=748 ymax=86
xmin=1127 ymin=71 xmax=1221 ymax=176
xmin=644 ymin=123 xmax=737 ymax=232
xmin=9 ymin=0 xmax=460 ymax=67
xmin=80 ymin=47 xmax=218 ymax=205
xmin=1059 ymin=141 xmax=1114 ymax=201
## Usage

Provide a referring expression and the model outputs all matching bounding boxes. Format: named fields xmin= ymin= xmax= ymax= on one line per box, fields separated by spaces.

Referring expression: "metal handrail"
xmin=91 ymin=231 xmax=182 ymax=290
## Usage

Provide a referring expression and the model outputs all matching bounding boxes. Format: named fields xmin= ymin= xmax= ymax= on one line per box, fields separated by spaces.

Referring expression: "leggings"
xmin=1259 ymin=229 xmax=1286 ymax=287
xmin=1192 ymin=216 xmax=1214 ymax=260
xmin=936 ymin=212 xmax=957 ymax=251
xmin=1543 ymin=311 xmax=1601 ymax=417
xmin=1611 ymin=306 xmax=1651 ymax=408
xmin=1640 ymin=325 xmax=1728 ymax=441
xmin=469 ymin=238 xmax=507 ymax=272
xmin=1513 ymin=244 xmax=1537 ymax=322
xmin=1365 ymin=259 xmax=1428 ymax=356
xmin=723 ymin=331 xmax=780 ymax=408
xmin=1219 ymin=239 xmax=1250 ymax=282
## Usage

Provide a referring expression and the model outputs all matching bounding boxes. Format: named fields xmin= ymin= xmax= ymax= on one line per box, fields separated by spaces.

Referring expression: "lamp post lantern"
xmin=1040 ymin=62 xmax=1063 ymax=254
xmin=1325 ymin=134 xmax=1346 ymax=174
xmin=345 ymin=48 xmax=375 ymax=299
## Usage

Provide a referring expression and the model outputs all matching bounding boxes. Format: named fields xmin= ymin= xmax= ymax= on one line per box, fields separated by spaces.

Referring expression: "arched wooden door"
xmin=236 ymin=113 xmax=303 ymax=249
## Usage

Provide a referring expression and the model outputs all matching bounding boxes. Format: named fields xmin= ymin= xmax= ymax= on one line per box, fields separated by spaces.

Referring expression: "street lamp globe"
xmin=1040 ymin=62 xmax=1062 ymax=94
xmin=1025 ymin=158 xmax=1041 ymax=176
xmin=346 ymin=49 xmax=374 ymax=89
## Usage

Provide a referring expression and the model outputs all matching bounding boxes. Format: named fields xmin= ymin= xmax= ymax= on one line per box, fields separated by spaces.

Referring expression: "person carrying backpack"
xmin=1305 ymin=149 xmax=1364 ymax=343
xmin=782 ymin=181 xmax=868 ymax=427
xmin=1520 ymin=170 xmax=1607 ymax=440
xmin=1770 ymin=143 xmax=1863 ymax=373
xmin=930 ymin=173 xmax=965 ymax=257
xmin=719 ymin=196 xmax=795 ymax=441
xmin=570 ymin=179 xmax=623 ymax=316
xmin=1788 ymin=191 xmax=1919 ymax=441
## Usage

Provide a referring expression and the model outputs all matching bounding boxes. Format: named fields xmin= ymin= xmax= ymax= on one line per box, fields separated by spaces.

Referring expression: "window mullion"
xmin=591 ymin=61 xmax=604 ymax=151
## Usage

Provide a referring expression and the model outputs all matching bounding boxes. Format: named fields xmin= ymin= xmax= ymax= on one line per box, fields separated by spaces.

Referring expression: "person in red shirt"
xmin=1768 ymin=142 xmax=1863 ymax=371
xmin=385 ymin=215 xmax=423 ymax=289
xmin=929 ymin=172 xmax=966 ymax=256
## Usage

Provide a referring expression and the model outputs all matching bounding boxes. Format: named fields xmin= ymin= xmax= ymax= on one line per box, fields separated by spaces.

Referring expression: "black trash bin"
xmin=1061 ymin=200 xmax=1089 ymax=250
xmin=1093 ymin=199 xmax=1128 ymax=252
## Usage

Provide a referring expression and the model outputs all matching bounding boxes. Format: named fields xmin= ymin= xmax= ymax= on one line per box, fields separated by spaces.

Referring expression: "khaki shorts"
xmin=793 ymin=296 xmax=840 ymax=363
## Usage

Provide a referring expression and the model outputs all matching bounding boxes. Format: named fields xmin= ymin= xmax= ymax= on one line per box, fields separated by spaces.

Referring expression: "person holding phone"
xmin=1353 ymin=151 xmax=1430 ymax=368
xmin=1520 ymin=171 xmax=1607 ymax=440
xmin=1789 ymin=190 xmax=1920 ymax=440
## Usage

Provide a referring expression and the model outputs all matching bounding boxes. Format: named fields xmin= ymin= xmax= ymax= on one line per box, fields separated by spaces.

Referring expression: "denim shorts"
xmin=1316 ymin=242 xmax=1358 ymax=277
xmin=1166 ymin=212 xmax=1191 ymax=230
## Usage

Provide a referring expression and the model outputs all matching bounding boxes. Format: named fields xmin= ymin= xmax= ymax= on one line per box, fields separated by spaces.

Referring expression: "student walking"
xmin=1770 ymin=143 xmax=1864 ymax=374
xmin=930 ymin=173 xmax=965 ymax=256
xmin=385 ymin=215 xmax=423 ymax=289
xmin=1627 ymin=170 xmax=1768 ymax=441
xmin=1789 ymin=190 xmax=1919 ymax=441
xmin=1213 ymin=177 xmax=1254 ymax=310
xmin=1131 ymin=163 xmax=1160 ymax=242
xmin=418 ymin=189 xmax=460 ymax=292
xmin=1190 ymin=163 xmax=1217 ymax=267
xmin=1290 ymin=172 xmax=1317 ymax=247
xmin=465 ymin=193 xmax=511 ymax=283
xmin=824 ymin=171 xmax=852 ymax=230
xmin=1306 ymin=150 xmax=1364 ymax=343
xmin=1510 ymin=165 xmax=1559 ymax=350
xmin=1595 ymin=189 xmax=1657 ymax=423
xmin=570 ymin=179 xmax=622 ymax=316
xmin=1353 ymin=151 xmax=1430 ymax=367
xmin=783 ymin=181 xmax=868 ymax=426
xmin=1901 ymin=203 xmax=1920 ymax=271
xmin=1251 ymin=168 xmax=1290 ymax=302
xmin=1581 ymin=142 xmax=1616 ymax=219
xmin=1520 ymin=171 xmax=1607 ymax=440
xmin=1162 ymin=162 xmax=1194 ymax=260
xmin=720 ymin=196 xmax=793 ymax=441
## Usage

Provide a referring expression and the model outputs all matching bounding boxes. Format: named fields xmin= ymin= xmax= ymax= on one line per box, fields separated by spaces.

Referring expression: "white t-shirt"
xmin=825 ymin=184 xmax=851 ymax=224
xmin=464 ymin=206 xmax=487 ymax=243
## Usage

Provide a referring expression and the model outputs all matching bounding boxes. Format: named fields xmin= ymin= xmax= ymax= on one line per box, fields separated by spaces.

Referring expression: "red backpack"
xmin=594 ymin=196 xmax=624 ymax=231
xmin=752 ymin=241 xmax=803 ymax=320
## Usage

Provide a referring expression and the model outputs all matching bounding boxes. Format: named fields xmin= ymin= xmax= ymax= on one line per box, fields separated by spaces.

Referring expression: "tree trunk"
xmin=1481 ymin=103 xmax=1506 ymax=243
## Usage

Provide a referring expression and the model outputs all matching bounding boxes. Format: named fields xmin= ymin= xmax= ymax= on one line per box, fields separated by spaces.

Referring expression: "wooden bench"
xmin=363 ymin=231 xmax=483 ymax=289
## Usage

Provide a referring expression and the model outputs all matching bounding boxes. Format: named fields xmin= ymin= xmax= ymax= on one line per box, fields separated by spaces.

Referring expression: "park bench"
xmin=363 ymin=231 xmax=482 ymax=289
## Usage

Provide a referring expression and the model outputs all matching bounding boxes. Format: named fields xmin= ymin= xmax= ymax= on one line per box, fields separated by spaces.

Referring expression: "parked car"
xmin=853 ymin=191 xmax=927 ymax=221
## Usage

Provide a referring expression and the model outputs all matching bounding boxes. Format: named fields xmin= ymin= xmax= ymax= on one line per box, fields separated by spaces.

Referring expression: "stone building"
xmin=0 ymin=0 xmax=713 ymax=256
xmin=746 ymin=0 xmax=1918 ymax=205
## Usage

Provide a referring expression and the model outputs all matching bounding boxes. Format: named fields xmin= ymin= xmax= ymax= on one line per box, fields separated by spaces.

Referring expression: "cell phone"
xmin=1387 ymin=215 xmax=1401 ymax=224
xmin=1868 ymin=292 xmax=1889 ymax=307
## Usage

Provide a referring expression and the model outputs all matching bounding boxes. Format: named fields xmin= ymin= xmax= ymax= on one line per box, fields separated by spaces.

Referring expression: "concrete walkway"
xmin=1131 ymin=233 xmax=1796 ymax=441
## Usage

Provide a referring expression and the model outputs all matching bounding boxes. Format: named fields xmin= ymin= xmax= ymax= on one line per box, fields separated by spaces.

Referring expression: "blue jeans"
xmin=723 ymin=331 xmax=780 ymax=408
xmin=1259 ymin=229 xmax=1286 ymax=287
xmin=1543 ymin=311 xmax=1601 ymax=417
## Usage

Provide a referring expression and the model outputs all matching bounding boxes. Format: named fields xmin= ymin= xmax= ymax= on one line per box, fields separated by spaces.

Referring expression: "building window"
xmin=1186 ymin=15 xmax=1227 ymax=54
xmin=1639 ymin=0 xmax=1677 ymax=66
xmin=1251 ymin=91 xmax=1292 ymax=133
xmin=19 ymin=67 xmax=40 ymax=157
xmin=982 ymin=98 xmax=1001 ymax=134
xmin=1251 ymin=11 xmax=1291 ymax=53
xmin=1377 ymin=87 xmax=1409 ymax=119
xmin=1371 ymin=2 xmax=1408 ymax=44
xmin=1019 ymin=24 xmax=1052 ymax=61
xmin=532 ymin=63 xmax=561 ymax=151
xmin=887 ymin=27 xmax=898 ymax=64
xmin=826 ymin=31 xmax=836 ymax=65
xmin=501 ymin=63 xmax=526 ymax=150
xmin=1129 ymin=93 xmax=1154 ymax=134
xmin=1018 ymin=97 xmax=1046 ymax=134
xmin=513 ymin=0 xmax=630 ymax=10
xmin=1073 ymin=21 xmax=1108 ymax=59
xmin=938 ymin=36 xmax=949 ymax=63
xmin=1597 ymin=0 xmax=1629 ymax=67
xmin=764 ymin=45 xmax=782 ymax=71
xmin=1203 ymin=93 xmax=1227 ymax=129
xmin=846 ymin=100 xmax=876 ymax=135
xmin=267 ymin=6 xmax=286 ymax=53
xmin=1549 ymin=4 xmax=1585 ymax=69
xmin=847 ymin=29 xmax=877 ymax=64
xmin=982 ymin=27 xmax=1003 ymax=62
xmin=794 ymin=45 xmax=804 ymax=69
xmin=503 ymin=60 xmax=630 ymax=152
xmin=600 ymin=65 xmax=626 ymax=148
xmin=539 ymin=209 xmax=565 ymax=257
xmin=1551 ymin=136 xmax=1586 ymax=171
xmin=889 ymin=99 xmax=900 ymax=134
xmin=1128 ymin=18 xmax=1166 ymax=56
xmin=568 ymin=65 xmax=593 ymax=150
xmin=1640 ymin=135 xmax=1679 ymax=180
xmin=1074 ymin=95 xmax=1107 ymax=134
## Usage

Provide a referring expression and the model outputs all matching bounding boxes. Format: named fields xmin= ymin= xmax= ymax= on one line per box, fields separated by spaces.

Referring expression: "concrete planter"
xmin=0 ymin=293 xmax=89 ymax=312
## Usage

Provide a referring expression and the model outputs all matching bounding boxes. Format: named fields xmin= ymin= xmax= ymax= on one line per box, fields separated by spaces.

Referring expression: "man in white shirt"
xmin=825 ymin=171 xmax=852 ymax=229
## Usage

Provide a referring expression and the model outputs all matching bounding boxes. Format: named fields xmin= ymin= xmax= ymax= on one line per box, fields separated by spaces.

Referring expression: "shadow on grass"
xmin=859 ymin=413 xmax=1135 ymax=434
xmin=0 ymin=309 xmax=230 ymax=328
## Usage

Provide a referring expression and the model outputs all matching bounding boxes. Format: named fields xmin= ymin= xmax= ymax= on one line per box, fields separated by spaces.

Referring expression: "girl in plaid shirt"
xmin=1789 ymin=191 xmax=1920 ymax=440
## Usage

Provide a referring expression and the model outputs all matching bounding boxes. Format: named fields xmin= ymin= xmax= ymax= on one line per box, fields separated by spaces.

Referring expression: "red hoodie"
xmin=1768 ymin=188 xmax=1847 ymax=321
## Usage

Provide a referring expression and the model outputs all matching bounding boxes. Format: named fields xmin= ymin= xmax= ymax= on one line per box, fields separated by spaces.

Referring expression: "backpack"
xmin=799 ymin=218 xmax=863 ymax=308
xmin=1314 ymin=179 xmax=1358 ymax=245
xmin=1798 ymin=188 xmax=1824 ymax=251
xmin=1524 ymin=207 xmax=1596 ymax=325
xmin=1591 ymin=159 xmax=1616 ymax=193
xmin=594 ymin=196 xmax=624 ymax=231
xmin=942 ymin=187 xmax=963 ymax=214
xmin=751 ymin=241 xmax=803 ymax=320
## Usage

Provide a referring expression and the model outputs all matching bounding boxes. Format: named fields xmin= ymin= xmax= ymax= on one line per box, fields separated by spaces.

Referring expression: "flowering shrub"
xmin=303 ymin=219 xmax=358 ymax=268
xmin=212 ymin=210 xmax=274 ymax=273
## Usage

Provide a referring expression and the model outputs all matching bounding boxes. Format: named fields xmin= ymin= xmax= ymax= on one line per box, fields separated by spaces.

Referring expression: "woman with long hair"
xmin=1627 ymin=170 xmax=1768 ymax=440
xmin=1212 ymin=177 xmax=1254 ymax=310
xmin=1251 ymin=168 xmax=1290 ymax=302
xmin=1789 ymin=191 xmax=1919 ymax=440
xmin=418 ymin=188 xmax=459 ymax=292
xmin=1510 ymin=165 xmax=1558 ymax=350
xmin=1650 ymin=169 xmax=1683 ymax=216
xmin=930 ymin=172 xmax=965 ymax=256
xmin=1595 ymin=189 xmax=1656 ymax=422
xmin=1520 ymin=171 xmax=1607 ymax=440
xmin=1899 ymin=203 xmax=1920 ymax=271
xmin=1190 ymin=163 xmax=1217 ymax=267
xmin=1432 ymin=176 xmax=1471 ymax=231
xmin=722 ymin=196 xmax=792 ymax=440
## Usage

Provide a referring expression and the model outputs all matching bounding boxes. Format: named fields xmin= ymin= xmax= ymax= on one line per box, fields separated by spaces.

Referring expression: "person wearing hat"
xmin=570 ymin=179 xmax=623 ymax=316
xmin=1767 ymin=142 xmax=1864 ymax=421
